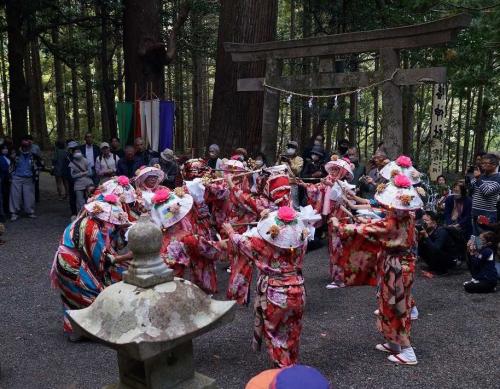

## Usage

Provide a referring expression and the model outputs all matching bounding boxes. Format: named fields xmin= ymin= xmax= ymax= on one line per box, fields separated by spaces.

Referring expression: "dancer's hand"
xmin=222 ymin=222 xmax=234 ymax=236
xmin=260 ymin=209 xmax=271 ymax=219
xmin=330 ymin=217 xmax=340 ymax=229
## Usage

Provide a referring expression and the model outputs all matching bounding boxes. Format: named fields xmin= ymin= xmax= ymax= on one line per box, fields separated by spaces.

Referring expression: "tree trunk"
xmin=82 ymin=63 xmax=96 ymax=133
xmin=414 ymin=86 xmax=425 ymax=167
xmin=299 ymin=0 xmax=312 ymax=151
xmin=473 ymin=86 xmax=490 ymax=156
xmin=71 ymin=65 xmax=80 ymax=140
xmin=402 ymin=85 xmax=415 ymax=155
xmin=0 ymin=33 xmax=11 ymax=136
xmin=455 ymin=95 xmax=462 ymax=172
xmin=372 ymin=57 xmax=379 ymax=155
xmin=174 ymin=58 xmax=185 ymax=151
xmin=208 ymin=0 xmax=279 ymax=157
xmin=191 ymin=9 xmax=204 ymax=155
xmin=445 ymin=94 xmax=454 ymax=172
xmin=52 ymin=28 xmax=66 ymax=142
xmin=462 ymin=88 xmax=474 ymax=174
xmin=5 ymin=1 xmax=29 ymax=146
xmin=116 ymin=46 xmax=124 ymax=102
xmin=97 ymin=1 xmax=116 ymax=140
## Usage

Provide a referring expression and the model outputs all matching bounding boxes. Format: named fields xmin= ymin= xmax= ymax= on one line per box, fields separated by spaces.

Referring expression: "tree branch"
xmin=165 ymin=0 xmax=192 ymax=64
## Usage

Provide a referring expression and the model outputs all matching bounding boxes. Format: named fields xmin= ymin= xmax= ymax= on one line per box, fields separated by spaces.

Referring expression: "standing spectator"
xmin=359 ymin=151 xmax=389 ymax=199
xmin=465 ymin=151 xmax=486 ymax=195
xmin=9 ymin=138 xmax=42 ymax=221
xmin=52 ymin=140 xmax=69 ymax=200
xmin=303 ymin=134 xmax=327 ymax=162
xmin=159 ymin=148 xmax=178 ymax=189
xmin=250 ymin=152 xmax=268 ymax=193
xmin=444 ymin=182 xmax=472 ymax=238
xmin=26 ymin=134 xmax=43 ymax=203
xmin=79 ymin=132 xmax=100 ymax=183
xmin=116 ymin=145 xmax=137 ymax=178
xmin=0 ymin=143 xmax=10 ymax=222
xmin=470 ymin=153 xmax=500 ymax=235
xmin=95 ymin=142 xmax=119 ymax=184
xmin=64 ymin=141 xmax=79 ymax=219
xmin=207 ymin=144 xmax=222 ymax=170
xmin=69 ymin=148 xmax=93 ymax=212
xmin=336 ymin=138 xmax=350 ymax=157
xmin=464 ymin=232 xmax=498 ymax=293
xmin=279 ymin=141 xmax=303 ymax=210
xmin=110 ymin=137 xmax=124 ymax=158
xmin=347 ymin=146 xmax=366 ymax=186
xmin=133 ymin=137 xmax=159 ymax=168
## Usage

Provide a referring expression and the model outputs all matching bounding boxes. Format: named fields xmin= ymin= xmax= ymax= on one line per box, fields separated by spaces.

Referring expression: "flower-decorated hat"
xmin=133 ymin=165 xmax=165 ymax=189
xmin=257 ymin=206 xmax=309 ymax=249
xmin=99 ymin=176 xmax=136 ymax=204
xmin=181 ymin=158 xmax=210 ymax=180
xmin=221 ymin=158 xmax=246 ymax=174
xmin=380 ymin=155 xmax=421 ymax=185
xmin=150 ymin=187 xmax=193 ymax=229
xmin=375 ymin=173 xmax=423 ymax=211
xmin=325 ymin=155 xmax=353 ymax=180
xmin=84 ymin=196 xmax=130 ymax=225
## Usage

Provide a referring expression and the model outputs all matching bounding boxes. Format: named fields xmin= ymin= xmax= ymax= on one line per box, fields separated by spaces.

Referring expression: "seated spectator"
xmin=133 ymin=137 xmax=159 ymax=168
xmin=418 ymin=211 xmax=461 ymax=275
xmin=95 ymin=142 xmax=119 ymax=184
xmin=207 ymin=144 xmax=222 ymax=170
xmin=301 ymin=146 xmax=325 ymax=182
xmin=444 ymin=182 xmax=472 ymax=238
xmin=335 ymin=138 xmax=350 ymax=157
xmin=116 ymin=146 xmax=137 ymax=178
xmin=159 ymin=148 xmax=178 ymax=189
xmin=302 ymin=134 xmax=327 ymax=162
xmin=464 ymin=231 xmax=498 ymax=293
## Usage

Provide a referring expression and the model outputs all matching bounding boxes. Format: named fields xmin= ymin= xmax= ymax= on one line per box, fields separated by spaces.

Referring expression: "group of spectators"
xmin=49 ymin=133 xmax=180 ymax=219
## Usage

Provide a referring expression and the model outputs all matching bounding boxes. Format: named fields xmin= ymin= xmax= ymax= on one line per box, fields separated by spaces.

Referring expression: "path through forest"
xmin=0 ymin=173 xmax=499 ymax=389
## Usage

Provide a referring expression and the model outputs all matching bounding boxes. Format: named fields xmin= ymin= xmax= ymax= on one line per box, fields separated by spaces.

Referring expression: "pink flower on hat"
xmin=394 ymin=174 xmax=412 ymax=188
xmin=277 ymin=206 xmax=296 ymax=223
xmin=396 ymin=155 xmax=412 ymax=168
xmin=117 ymin=176 xmax=130 ymax=186
xmin=152 ymin=188 xmax=171 ymax=205
xmin=104 ymin=194 xmax=119 ymax=204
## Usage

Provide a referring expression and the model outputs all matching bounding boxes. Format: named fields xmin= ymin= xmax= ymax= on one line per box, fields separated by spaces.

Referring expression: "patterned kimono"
xmin=228 ymin=232 xmax=307 ymax=367
xmin=204 ymin=181 xmax=230 ymax=233
xmin=160 ymin=216 xmax=220 ymax=294
xmin=53 ymin=217 xmax=121 ymax=333
xmin=338 ymin=212 xmax=416 ymax=346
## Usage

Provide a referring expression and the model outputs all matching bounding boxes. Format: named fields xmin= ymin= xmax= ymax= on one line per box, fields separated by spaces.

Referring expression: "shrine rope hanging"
xmin=262 ymin=69 xmax=400 ymax=99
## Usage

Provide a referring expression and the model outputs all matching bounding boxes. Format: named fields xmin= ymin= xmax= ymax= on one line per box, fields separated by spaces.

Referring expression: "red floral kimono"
xmin=160 ymin=216 xmax=220 ymax=294
xmin=338 ymin=212 xmax=416 ymax=346
xmin=228 ymin=231 xmax=307 ymax=367
xmin=204 ymin=181 xmax=230 ymax=233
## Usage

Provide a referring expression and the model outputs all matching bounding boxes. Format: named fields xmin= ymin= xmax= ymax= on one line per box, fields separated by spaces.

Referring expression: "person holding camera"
xmin=418 ymin=211 xmax=460 ymax=275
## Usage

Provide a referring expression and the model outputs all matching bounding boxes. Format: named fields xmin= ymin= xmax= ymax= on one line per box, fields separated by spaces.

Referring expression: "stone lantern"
xmin=68 ymin=215 xmax=236 ymax=389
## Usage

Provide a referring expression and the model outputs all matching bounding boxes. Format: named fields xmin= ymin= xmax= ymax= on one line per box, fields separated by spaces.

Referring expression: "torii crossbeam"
xmin=224 ymin=14 xmax=472 ymax=160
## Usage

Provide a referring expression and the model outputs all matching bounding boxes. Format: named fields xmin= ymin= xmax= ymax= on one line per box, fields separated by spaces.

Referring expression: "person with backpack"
xmin=95 ymin=142 xmax=119 ymax=184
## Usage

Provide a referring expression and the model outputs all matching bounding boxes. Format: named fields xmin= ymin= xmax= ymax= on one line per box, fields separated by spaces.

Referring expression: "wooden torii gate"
xmin=224 ymin=14 xmax=471 ymax=162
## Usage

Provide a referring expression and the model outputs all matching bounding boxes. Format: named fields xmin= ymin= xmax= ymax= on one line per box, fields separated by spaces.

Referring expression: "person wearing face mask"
xmin=303 ymin=134 xmax=327 ymax=162
xmin=301 ymin=146 xmax=325 ymax=183
xmin=280 ymin=141 xmax=303 ymax=210
xmin=207 ymin=144 xmax=222 ymax=170
xmin=418 ymin=211 xmax=461 ymax=275
xmin=464 ymin=231 xmax=498 ymax=293
xmin=159 ymin=148 xmax=179 ymax=189
xmin=250 ymin=152 xmax=267 ymax=193
xmin=9 ymin=137 xmax=43 ymax=221
xmin=68 ymin=148 xmax=94 ymax=213
xmin=444 ymin=182 xmax=472 ymax=238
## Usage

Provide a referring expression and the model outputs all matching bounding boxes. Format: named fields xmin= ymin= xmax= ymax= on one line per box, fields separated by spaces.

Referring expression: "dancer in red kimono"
xmin=223 ymin=206 xmax=311 ymax=367
xmin=51 ymin=196 xmax=131 ymax=338
xmin=151 ymin=187 xmax=220 ymax=294
xmin=133 ymin=165 xmax=166 ymax=214
xmin=332 ymin=173 xmax=423 ymax=365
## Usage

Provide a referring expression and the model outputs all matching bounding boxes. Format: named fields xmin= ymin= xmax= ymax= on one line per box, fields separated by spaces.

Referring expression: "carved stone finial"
xmin=124 ymin=214 xmax=173 ymax=287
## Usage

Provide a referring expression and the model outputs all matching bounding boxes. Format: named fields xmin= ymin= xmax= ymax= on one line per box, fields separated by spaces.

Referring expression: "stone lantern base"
xmin=104 ymin=341 xmax=216 ymax=389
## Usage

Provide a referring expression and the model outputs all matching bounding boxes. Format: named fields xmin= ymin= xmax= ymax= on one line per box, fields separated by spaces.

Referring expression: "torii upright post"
xmin=225 ymin=14 xmax=471 ymax=161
